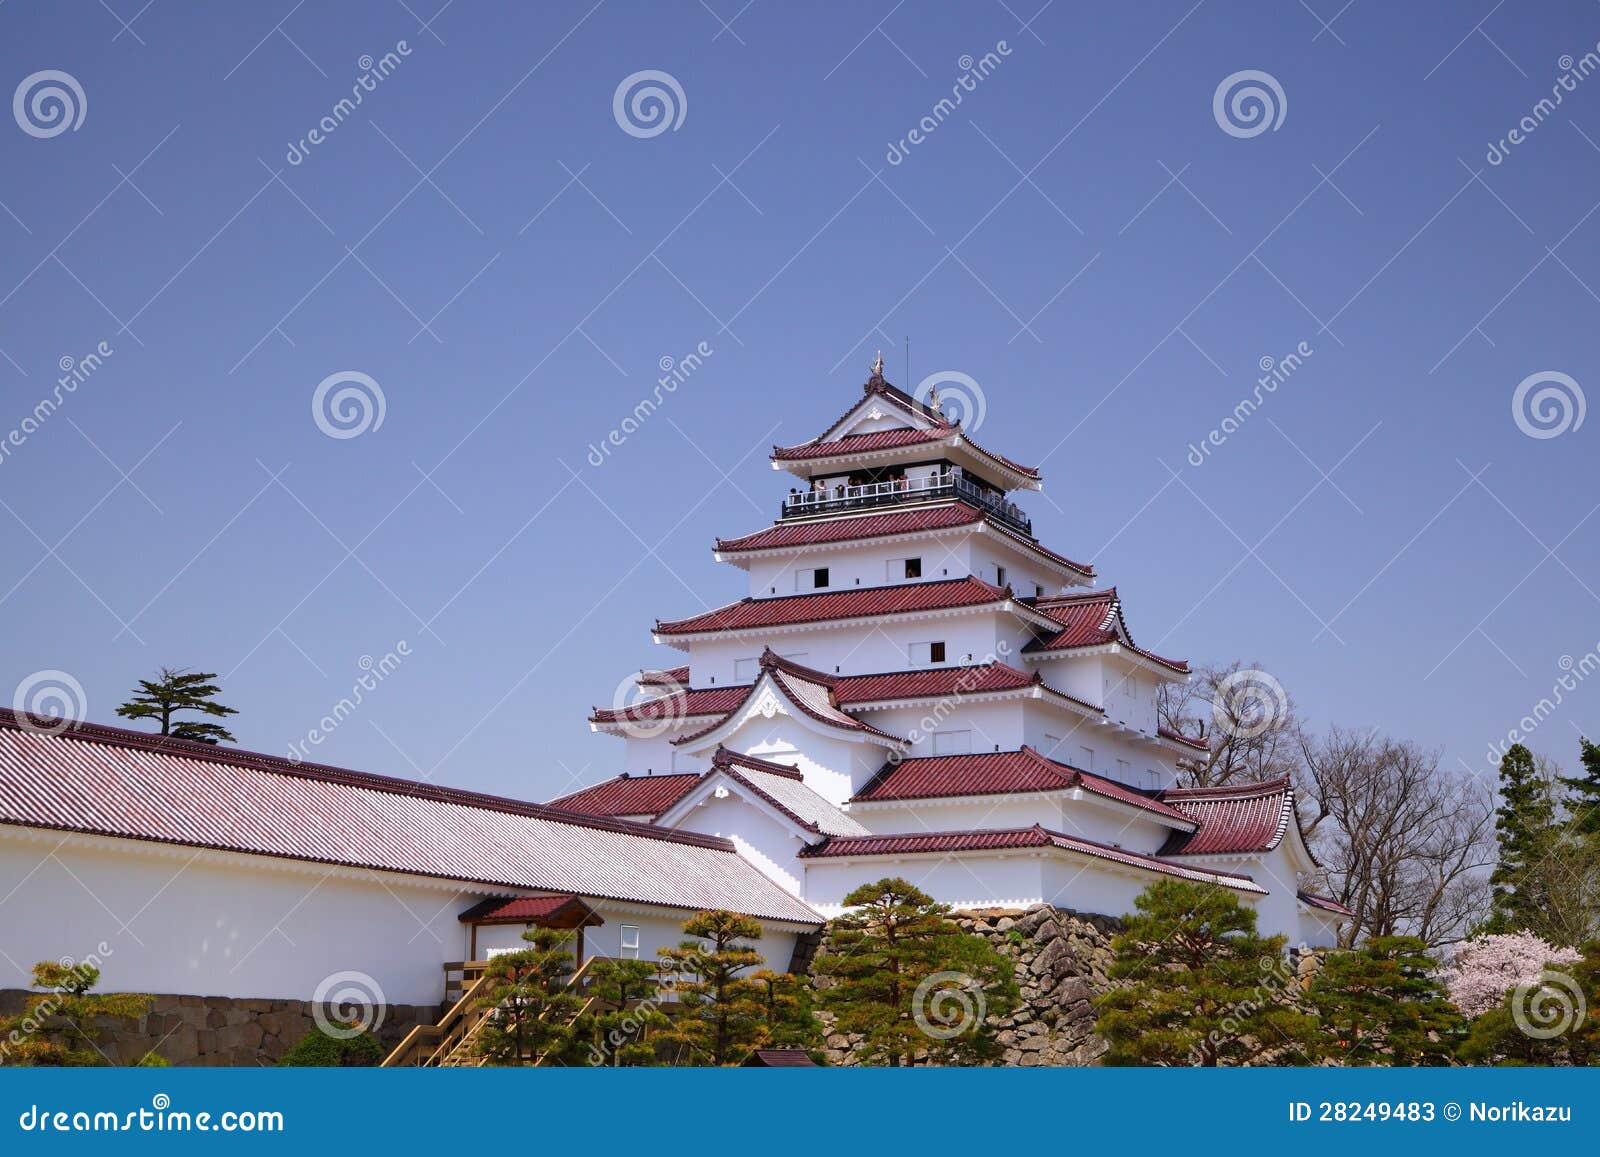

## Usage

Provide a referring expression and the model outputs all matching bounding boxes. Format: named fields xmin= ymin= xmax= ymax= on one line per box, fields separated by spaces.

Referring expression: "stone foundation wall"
xmin=0 ymin=990 xmax=438 ymax=1067
xmin=814 ymin=904 xmax=1121 ymax=1067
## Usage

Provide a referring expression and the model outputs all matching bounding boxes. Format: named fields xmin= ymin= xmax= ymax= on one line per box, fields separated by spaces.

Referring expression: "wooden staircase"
xmin=381 ymin=957 xmax=605 ymax=1068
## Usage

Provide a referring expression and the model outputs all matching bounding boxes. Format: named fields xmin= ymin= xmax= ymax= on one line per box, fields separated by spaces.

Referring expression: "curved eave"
xmin=654 ymin=596 xmax=1062 ymax=649
xmin=770 ymin=433 xmax=1042 ymax=492
xmin=1021 ymin=641 xmax=1190 ymax=679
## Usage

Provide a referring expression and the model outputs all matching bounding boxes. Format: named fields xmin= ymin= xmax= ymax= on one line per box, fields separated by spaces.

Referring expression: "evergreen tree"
xmin=580 ymin=956 xmax=668 ymax=1066
xmin=749 ymin=968 xmax=824 ymax=1056
xmin=810 ymin=877 xmax=1018 ymax=1066
xmin=1094 ymin=880 xmax=1319 ymax=1066
xmin=1307 ymin=936 xmax=1463 ymax=1065
xmin=656 ymin=910 xmax=767 ymax=1065
xmin=0 ymin=961 xmax=150 ymax=1067
xmin=1560 ymin=738 xmax=1600 ymax=841
xmin=115 ymin=668 xmax=238 ymax=744
xmin=472 ymin=927 xmax=582 ymax=1065
xmin=1485 ymin=744 xmax=1559 ymax=936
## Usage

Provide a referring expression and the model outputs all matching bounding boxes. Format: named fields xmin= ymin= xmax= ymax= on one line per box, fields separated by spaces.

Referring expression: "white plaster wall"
xmin=851 ymin=796 xmax=1060 ymax=834
xmin=742 ymin=538 xmax=974 ymax=599
xmin=698 ymin=712 xmax=874 ymax=805
xmin=866 ymin=700 xmax=1027 ymax=757
xmin=801 ymin=854 xmax=1047 ymax=912
xmin=668 ymin=791 xmax=809 ymax=896
xmin=0 ymin=829 xmax=476 ymax=1006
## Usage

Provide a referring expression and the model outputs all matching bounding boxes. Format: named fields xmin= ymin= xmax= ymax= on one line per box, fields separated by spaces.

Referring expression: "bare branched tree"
xmin=1297 ymin=727 xmax=1495 ymax=949
xmin=1157 ymin=661 xmax=1300 ymax=788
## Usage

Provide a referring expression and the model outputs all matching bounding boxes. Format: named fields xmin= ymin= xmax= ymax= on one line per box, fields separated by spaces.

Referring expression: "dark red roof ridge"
xmin=0 ymin=708 xmax=735 ymax=853
xmin=711 ymin=746 xmax=806 ymax=781
xmin=655 ymin=575 xmax=1016 ymax=636
xmin=1160 ymin=775 xmax=1293 ymax=800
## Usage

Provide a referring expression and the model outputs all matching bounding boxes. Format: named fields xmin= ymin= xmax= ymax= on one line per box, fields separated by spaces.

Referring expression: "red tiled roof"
xmin=1023 ymin=588 xmax=1189 ymax=673
xmin=834 ymin=662 xmax=1037 ymax=705
xmin=639 ymin=665 xmax=689 ymax=686
xmin=590 ymin=685 xmax=748 ymax=725
xmin=1297 ymin=891 xmax=1354 ymax=917
xmin=852 ymin=746 xmax=1196 ymax=826
xmin=656 ymin=576 xmax=1015 ymax=637
xmin=545 ymin=772 xmax=701 ymax=818
xmin=1158 ymin=777 xmax=1297 ymax=857
xmin=672 ymin=651 xmax=902 ymax=747
xmin=810 ymin=373 xmax=958 ymax=443
xmin=456 ymin=894 xmax=601 ymax=926
xmin=742 ymin=1048 xmax=818 ymax=1067
xmin=0 ymin=710 xmax=823 ymax=924
xmin=714 ymin=502 xmax=1093 ymax=577
xmin=798 ymin=824 xmax=1265 ymax=893
xmin=1159 ymin=726 xmax=1209 ymax=752
xmin=773 ymin=427 xmax=950 ymax=460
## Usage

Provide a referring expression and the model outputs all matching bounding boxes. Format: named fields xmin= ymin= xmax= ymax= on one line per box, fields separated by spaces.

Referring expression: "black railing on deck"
xmin=780 ymin=475 xmax=1031 ymax=536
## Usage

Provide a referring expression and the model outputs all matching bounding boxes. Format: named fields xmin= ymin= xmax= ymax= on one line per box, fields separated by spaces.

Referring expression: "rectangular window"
xmin=1116 ymin=758 xmax=1132 ymax=783
xmin=734 ymin=657 xmax=760 ymax=681
xmin=904 ymin=557 xmax=921 ymax=579
xmin=620 ymin=925 xmax=640 ymax=960
xmin=932 ymin=730 xmax=972 ymax=755
xmin=1078 ymin=745 xmax=1095 ymax=771
xmin=795 ymin=567 xmax=830 ymax=591
xmin=995 ymin=565 xmax=1007 ymax=587
xmin=908 ymin=641 xmax=946 ymax=665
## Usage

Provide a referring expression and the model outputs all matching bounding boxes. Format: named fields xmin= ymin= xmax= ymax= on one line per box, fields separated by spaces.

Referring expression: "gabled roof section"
xmin=797 ymin=824 xmax=1266 ymax=894
xmin=1022 ymin=587 xmax=1189 ymax=674
xmin=1297 ymin=891 xmax=1354 ymax=917
xmin=851 ymin=746 xmax=1196 ymax=828
xmin=456 ymin=894 xmax=603 ymax=927
xmin=713 ymin=502 xmax=1093 ymax=580
xmin=0 ymin=709 xmax=822 ymax=926
xmin=813 ymin=370 xmax=955 ymax=442
xmin=545 ymin=772 xmax=702 ymax=819
xmin=672 ymin=651 xmax=903 ymax=749
xmin=656 ymin=576 xmax=1045 ymax=640
xmin=660 ymin=748 xmax=869 ymax=840
xmin=1157 ymin=777 xmax=1305 ymax=859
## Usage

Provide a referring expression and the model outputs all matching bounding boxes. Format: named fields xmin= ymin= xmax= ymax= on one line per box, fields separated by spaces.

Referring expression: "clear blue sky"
xmin=2 ymin=1 xmax=1597 ymax=802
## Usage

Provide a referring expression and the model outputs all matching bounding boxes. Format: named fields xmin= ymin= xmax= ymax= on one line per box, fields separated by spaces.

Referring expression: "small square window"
xmin=929 ymin=641 xmax=946 ymax=663
xmin=813 ymin=567 xmax=829 ymax=588
xmin=904 ymin=557 xmax=922 ymax=579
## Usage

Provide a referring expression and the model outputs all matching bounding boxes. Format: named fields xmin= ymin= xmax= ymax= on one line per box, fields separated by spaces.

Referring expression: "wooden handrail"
xmin=380 ymin=970 xmax=493 ymax=1067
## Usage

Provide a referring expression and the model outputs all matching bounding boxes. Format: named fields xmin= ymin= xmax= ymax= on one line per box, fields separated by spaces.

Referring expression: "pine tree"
xmin=472 ymin=927 xmax=582 ymax=1065
xmin=1094 ymin=880 xmax=1320 ymax=1066
xmin=655 ymin=910 xmax=767 ymax=1065
xmin=0 ymin=962 xmax=151 ymax=1067
xmin=1307 ymin=936 xmax=1463 ymax=1065
xmin=749 ymin=968 xmax=823 ymax=1056
xmin=580 ymin=956 xmax=668 ymax=1066
xmin=1560 ymin=737 xmax=1600 ymax=841
xmin=1485 ymin=744 xmax=1559 ymax=936
xmin=115 ymin=668 xmax=238 ymax=744
xmin=811 ymin=877 xmax=1018 ymax=1066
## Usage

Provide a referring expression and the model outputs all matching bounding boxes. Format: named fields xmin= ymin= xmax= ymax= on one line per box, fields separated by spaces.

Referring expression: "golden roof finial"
xmin=871 ymin=350 xmax=884 ymax=378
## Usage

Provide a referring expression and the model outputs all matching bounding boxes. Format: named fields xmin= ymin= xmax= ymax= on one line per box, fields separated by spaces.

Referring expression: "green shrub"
xmin=278 ymin=1026 xmax=383 ymax=1067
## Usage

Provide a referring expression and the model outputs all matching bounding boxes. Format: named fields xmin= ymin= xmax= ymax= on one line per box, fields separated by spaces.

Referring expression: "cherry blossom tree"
xmin=1438 ymin=932 xmax=1582 ymax=1018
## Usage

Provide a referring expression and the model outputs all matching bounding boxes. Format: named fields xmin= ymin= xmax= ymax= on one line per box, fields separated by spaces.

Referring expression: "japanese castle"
xmin=0 ymin=362 xmax=1344 ymax=1058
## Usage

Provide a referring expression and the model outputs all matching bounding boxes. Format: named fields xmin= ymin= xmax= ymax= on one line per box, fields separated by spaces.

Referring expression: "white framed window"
xmin=908 ymin=641 xmax=946 ymax=665
xmin=1078 ymin=745 xmax=1095 ymax=771
xmin=1042 ymin=732 xmax=1063 ymax=757
xmin=620 ymin=925 xmax=640 ymax=960
xmin=1116 ymin=758 xmax=1132 ymax=783
xmin=995 ymin=565 xmax=1007 ymax=587
xmin=734 ymin=656 xmax=760 ymax=681
xmin=932 ymin=729 xmax=972 ymax=755
xmin=795 ymin=566 xmax=830 ymax=590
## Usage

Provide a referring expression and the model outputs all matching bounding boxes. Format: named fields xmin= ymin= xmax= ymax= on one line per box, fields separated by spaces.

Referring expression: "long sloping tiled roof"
xmin=1157 ymin=777 xmax=1297 ymax=857
xmin=0 ymin=710 xmax=822 ymax=925
xmin=798 ymin=824 xmax=1265 ymax=893
xmin=713 ymin=502 xmax=1093 ymax=577
xmin=834 ymin=661 xmax=1036 ymax=704
xmin=456 ymin=894 xmax=601 ymax=925
xmin=545 ymin=772 xmax=702 ymax=818
xmin=851 ymin=746 xmax=1196 ymax=827
xmin=1022 ymin=588 xmax=1189 ymax=673
xmin=656 ymin=576 xmax=1016 ymax=636
xmin=701 ymin=749 xmax=869 ymax=838
xmin=590 ymin=685 xmax=747 ymax=725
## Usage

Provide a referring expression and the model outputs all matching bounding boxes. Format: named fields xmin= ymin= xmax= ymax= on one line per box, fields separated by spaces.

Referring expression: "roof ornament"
xmin=926 ymin=380 xmax=942 ymax=419
xmin=870 ymin=350 xmax=885 ymax=379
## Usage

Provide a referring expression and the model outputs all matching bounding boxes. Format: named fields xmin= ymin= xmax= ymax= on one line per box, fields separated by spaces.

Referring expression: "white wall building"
xmin=571 ymin=363 xmax=1348 ymax=948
